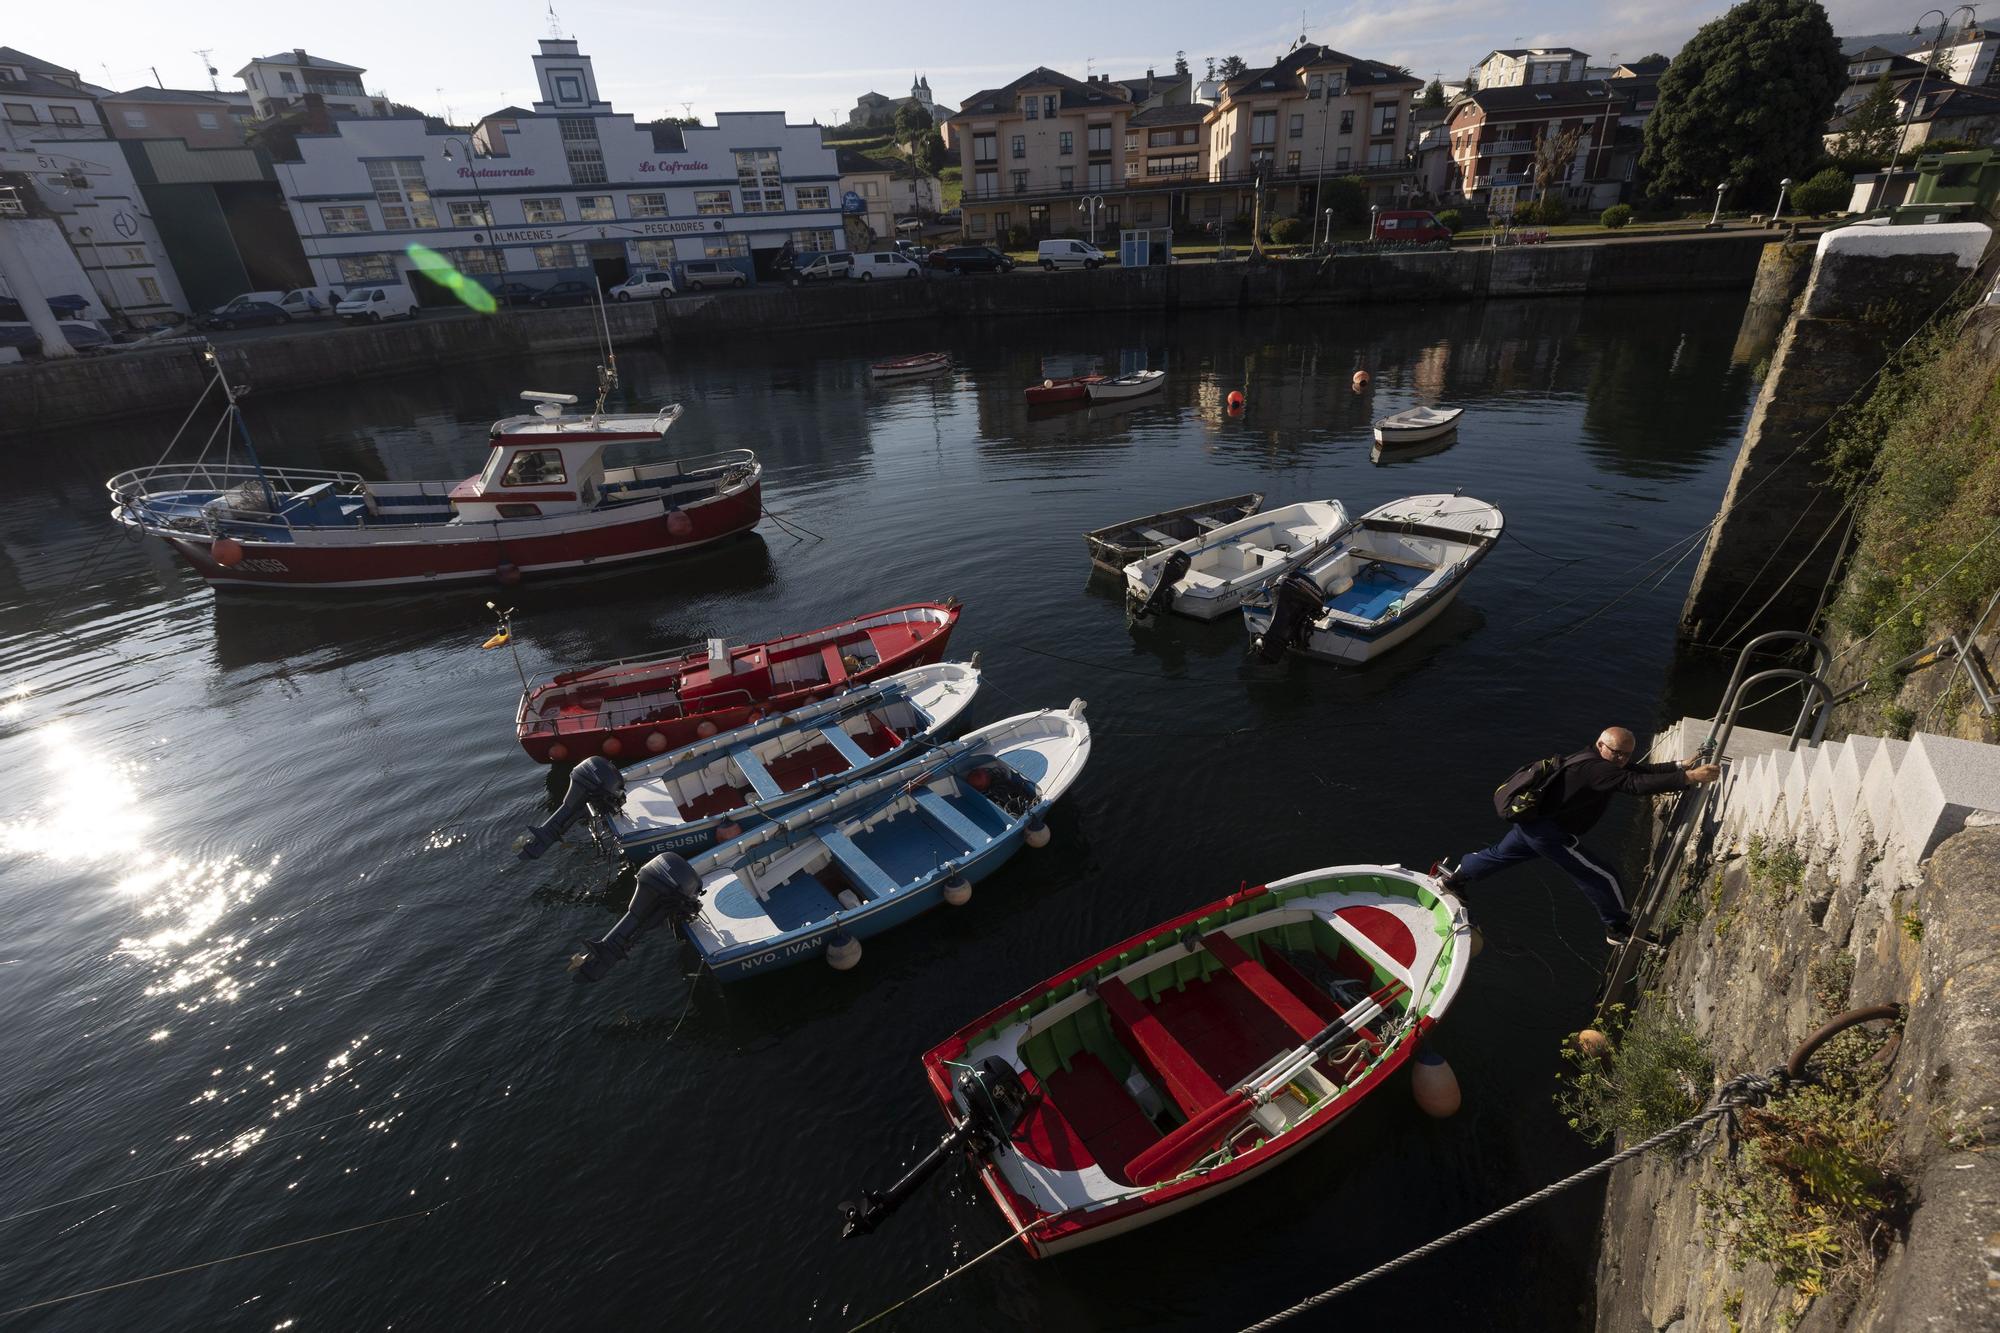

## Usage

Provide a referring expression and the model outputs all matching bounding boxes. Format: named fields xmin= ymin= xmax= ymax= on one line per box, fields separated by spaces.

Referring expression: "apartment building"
xmin=1471 ymin=49 xmax=1590 ymax=89
xmin=236 ymin=51 xmax=389 ymax=121
xmin=1444 ymin=61 xmax=1658 ymax=213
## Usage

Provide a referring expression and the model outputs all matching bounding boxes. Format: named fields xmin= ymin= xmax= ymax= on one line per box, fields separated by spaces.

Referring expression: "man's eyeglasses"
xmin=1600 ymin=743 xmax=1634 ymax=758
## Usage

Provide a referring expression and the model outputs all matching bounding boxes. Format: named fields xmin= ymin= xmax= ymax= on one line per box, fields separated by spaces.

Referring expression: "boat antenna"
xmin=591 ymin=279 xmax=617 ymax=418
xmin=206 ymin=344 xmax=280 ymax=514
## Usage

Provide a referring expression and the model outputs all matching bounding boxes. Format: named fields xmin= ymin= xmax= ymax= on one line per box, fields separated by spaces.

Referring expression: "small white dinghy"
xmin=1371 ymin=406 xmax=1463 ymax=446
xmin=1243 ymin=493 xmax=1503 ymax=665
xmin=1124 ymin=500 xmax=1350 ymax=621
xmin=1085 ymin=370 xmax=1165 ymax=402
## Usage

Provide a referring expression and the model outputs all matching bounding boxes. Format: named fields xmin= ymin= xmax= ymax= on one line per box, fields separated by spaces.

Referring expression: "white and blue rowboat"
xmin=602 ymin=661 xmax=981 ymax=862
xmin=1242 ymin=493 xmax=1503 ymax=665
xmin=1371 ymin=405 xmax=1463 ymax=446
xmin=1124 ymin=500 xmax=1350 ymax=621
xmin=683 ymin=701 xmax=1091 ymax=980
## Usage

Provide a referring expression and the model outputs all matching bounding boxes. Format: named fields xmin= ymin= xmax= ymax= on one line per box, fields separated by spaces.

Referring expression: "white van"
xmin=787 ymin=251 xmax=853 ymax=285
xmin=1036 ymin=239 xmax=1107 ymax=270
xmin=851 ymin=251 xmax=926 ymax=282
xmin=277 ymin=286 xmax=345 ymax=318
xmin=336 ymin=285 xmax=422 ymax=323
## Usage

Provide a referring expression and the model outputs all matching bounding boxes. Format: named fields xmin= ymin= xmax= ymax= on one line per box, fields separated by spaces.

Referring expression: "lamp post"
xmin=1319 ymin=207 xmax=1334 ymax=251
xmin=1772 ymin=176 xmax=1792 ymax=226
xmin=1076 ymin=193 xmax=1106 ymax=246
xmin=1705 ymin=181 xmax=1728 ymax=230
xmin=440 ymin=137 xmax=493 ymax=261
xmin=1893 ymin=8 xmax=1979 ymax=186
xmin=1368 ymin=202 xmax=1379 ymax=242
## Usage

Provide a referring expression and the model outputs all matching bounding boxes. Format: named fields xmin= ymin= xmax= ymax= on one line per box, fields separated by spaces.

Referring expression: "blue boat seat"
xmin=817 ymin=828 xmax=899 ymax=898
xmin=913 ymin=791 xmax=991 ymax=849
xmin=729 ymin=746 xmax=785 ymax=801
xmin=817 ymin=725 xmax=872 ymax=768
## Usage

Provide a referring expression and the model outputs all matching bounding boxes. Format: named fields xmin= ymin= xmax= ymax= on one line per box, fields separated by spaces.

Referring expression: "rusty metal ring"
xmin=1786 ymin=1003 xmax=1903 ymax=1082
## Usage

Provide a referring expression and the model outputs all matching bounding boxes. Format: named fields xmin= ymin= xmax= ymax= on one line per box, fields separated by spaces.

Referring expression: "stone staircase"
xmin=1650 ymin=717 xmax=2000 ymax=890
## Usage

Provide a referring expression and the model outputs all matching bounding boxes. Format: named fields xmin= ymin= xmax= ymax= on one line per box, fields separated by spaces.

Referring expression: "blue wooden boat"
xmin=682 ymin=701 xmax=1091 ymax=980
xmin=603 ymin=662 xmax=982 ymax=862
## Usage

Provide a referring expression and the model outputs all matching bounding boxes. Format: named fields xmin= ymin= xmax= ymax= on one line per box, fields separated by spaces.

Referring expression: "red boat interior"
xmin=673 ymin=715 xmax=903 ymax=820
xmin=1002 ymin=924 xmax=1402 ymax=1187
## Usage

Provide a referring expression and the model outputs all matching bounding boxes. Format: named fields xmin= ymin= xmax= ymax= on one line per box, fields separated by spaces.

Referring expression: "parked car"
xmin=1036 ymin=238 xmax=1107 ymax=270
xmin=532 ymin=280 xmax=599 ymax=308
xmin=928 ymin=245 xmax=1015 ymax=275
xmin=201 ymin=300 xmax=292 ymax=330
xmin=786 ymin=251 xmax=853 ymax=285
xmin=850 ymin=251 xmax=926 ymax=282
xmin=609 ymin=270 xmax=676 ymax=301
xmin=1372 ymin=210 xmax=1454 ymax=244
xmin=336 ymin=285 xmax=422 ymax=322
xmin=276 ymin=286 xmax=345 ymax=318
xmin=680 ymin=260 xmax=748 ymax=291
xmin=487 ymin=281 xmax=542 ymax=308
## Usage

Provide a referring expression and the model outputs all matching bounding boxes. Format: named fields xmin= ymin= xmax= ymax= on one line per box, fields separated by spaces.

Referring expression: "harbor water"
xmin=0 ymin=293 xmax=1759 ymax=1329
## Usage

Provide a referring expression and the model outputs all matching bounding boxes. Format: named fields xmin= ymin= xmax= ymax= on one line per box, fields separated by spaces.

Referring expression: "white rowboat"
xmin=1084 ymin=370 xmax=1165 ymax=402
xmin=1123 ymin=499 xmax=1351 ymax=621
xmin=1371 ymin=406 xmax=1463 ymax=446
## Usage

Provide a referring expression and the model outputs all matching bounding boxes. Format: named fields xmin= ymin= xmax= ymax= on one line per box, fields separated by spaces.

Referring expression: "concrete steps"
xmin=1653 ymin=716 xmax=2000 ymax=888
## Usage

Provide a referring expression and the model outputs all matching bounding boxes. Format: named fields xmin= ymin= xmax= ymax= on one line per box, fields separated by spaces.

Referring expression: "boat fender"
xmin=1023 ymin=819 xmax=1051 ymax=849
xmin=942 ymin=876 xmax=972 ymax=906
xmin=569 ymin=852 xmax=704 ymax=983
xmin=1411 ymin=1046 xmax=1462 ymax=1118
xmin=548 ymin=743 xmax=570 ymax=763
xmin=495 ymin=561 xmax=522 ymax=586
xmin=696 ymin=720 xmax=718 ymax=738
xmin=826 ymin=929 xmax=863 ymax=970
xmin=211 ymin=536 xmax=245 ymax=568
xmin=1134 ymin=549 xmax=1193 ymax=619
xmin=519 ymin=756 xmax=627 ymax=860
xmin=1468 ymin=924 xmax=1485 ymax=958
xmin=645 ymin=731 xmax=669 ymax=753
xmin=715 ymin=821 xmax=743 ymax=842
xmin=665 ymin=506 xmax=694 ymax=538
xmin=1123 ymin=1067 xmax=1165 ymax=1120
xmin=601 ymin=736 xmax=624 ymax=758
xmin=1253 ymin=572 xmax=1326 ymax=663
xmin=836 ymin=888 xmax=863 ymax=911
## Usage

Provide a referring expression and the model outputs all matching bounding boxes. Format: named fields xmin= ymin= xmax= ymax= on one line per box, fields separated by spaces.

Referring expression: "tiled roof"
xmin=0 ymin=46 xmax=78 ymax=77
xmin=0 ymin=68 xmax=97 ymax=100
xmin=247 ymin=51 xmax=365 ymax=73
xmin=951 ymin=66 xmax=1131 ymax=119
xmin=1484 ymin=47 xmax=1585 ymax=59
xmin=1128 ymin=102 xmax=1210 ymax=127
xmin=1224 ymin=45 xmax=1421 ymax=97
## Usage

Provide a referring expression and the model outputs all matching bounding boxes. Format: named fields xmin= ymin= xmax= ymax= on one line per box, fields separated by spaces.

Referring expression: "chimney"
xmin=294 ymin=48 xmax=308 ymax=66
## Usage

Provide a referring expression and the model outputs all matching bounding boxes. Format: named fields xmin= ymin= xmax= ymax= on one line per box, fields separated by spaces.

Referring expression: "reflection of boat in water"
xmin=110 ymin=353 xmax=762 ymax=591
xmin=1244 ymin=493 xmax=1503 ymax=665
xmin=1084 ymin=492 xmax=1264 ymax=573
xmin=1371 ymin=406 xmax=1462 ymax=446
xmin=1370 ymin=431 xmax=1458 ymax=465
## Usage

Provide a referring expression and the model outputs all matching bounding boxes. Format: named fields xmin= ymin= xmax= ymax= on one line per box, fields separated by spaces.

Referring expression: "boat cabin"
xmin=449 ymin=392 xmax=681 ymax=522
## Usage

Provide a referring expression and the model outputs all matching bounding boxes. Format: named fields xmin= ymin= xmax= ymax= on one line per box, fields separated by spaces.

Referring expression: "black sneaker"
xmin=1430 ymin=857 xmax=1466 ymax=891
xmin=1604 ymin=924 xmax=1664 ymax=951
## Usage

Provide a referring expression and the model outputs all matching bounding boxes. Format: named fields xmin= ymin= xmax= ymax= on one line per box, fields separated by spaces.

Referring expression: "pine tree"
xmin=1639 ymin=0 xmax=1846 ymax=202
xmin=1421 ymin=79 xmax=1447 ymax=109
xmin=1834 ymin=77 xmax=1902 ymax=166
xmin=1218 ymin=55 xmax=1248 ymax=79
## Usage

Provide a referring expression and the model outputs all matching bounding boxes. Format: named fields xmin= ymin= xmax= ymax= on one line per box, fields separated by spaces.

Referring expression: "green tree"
xmin=893 ymin=101 xmax=933 ymax=147
xmin=1640 ymin=0 xmax=1846 ymax=203
xmin=1322 ymin=175 xmax=1369 ymax=224
xmin=1218 ymin=55 xmax=1248 ymax=79
xmin=912 ymin=130 xmax=946 ymax=176
xmin=1635 ymin=52 xmax=1672 ymax=66
xmin=1788 ymin=165 xmax=1850 ymax=215
xmin=1421 ymin=79 xmax=1447 ymax=108
xmin=1174 ymin=50 xmax=1189 ymax=76
xmin=1833 ymin=77 xmax=1902 ymax=166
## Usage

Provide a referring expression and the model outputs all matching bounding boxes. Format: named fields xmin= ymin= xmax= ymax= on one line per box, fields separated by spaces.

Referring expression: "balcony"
xmin=1477 ymin=139 xmax=1535 ymax=156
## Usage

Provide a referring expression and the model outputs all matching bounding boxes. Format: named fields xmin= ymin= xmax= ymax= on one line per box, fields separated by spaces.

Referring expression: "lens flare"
xmin=405 ymin=243 xmax=498 ymax=313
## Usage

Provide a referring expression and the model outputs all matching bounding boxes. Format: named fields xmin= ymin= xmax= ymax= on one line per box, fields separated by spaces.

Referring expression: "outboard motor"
xmin=1252 ymin=572 xmax=1326 ymax=662
xmin=839 ymin=1057 xmax=1033 ymax=1238
xmin=1131 ymin=549 xmax=1193 ymax=619
xmin=519 ymin=756 xmax=626 ymax=860
xmin=568 ymin=852 xmax=704 ymax=983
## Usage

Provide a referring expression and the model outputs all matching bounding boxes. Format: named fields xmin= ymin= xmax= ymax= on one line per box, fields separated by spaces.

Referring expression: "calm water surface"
xmin=0 ymin=294 xmax=1759 ymax=1330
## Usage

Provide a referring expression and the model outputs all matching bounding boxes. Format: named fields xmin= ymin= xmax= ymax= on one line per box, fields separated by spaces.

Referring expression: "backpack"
xmin=1492 ymin=752 xmax=1589 ymax=822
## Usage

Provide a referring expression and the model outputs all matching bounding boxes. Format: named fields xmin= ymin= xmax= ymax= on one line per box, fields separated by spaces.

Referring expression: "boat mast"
xmin=206 ymin=345 xmax=280 ymax=514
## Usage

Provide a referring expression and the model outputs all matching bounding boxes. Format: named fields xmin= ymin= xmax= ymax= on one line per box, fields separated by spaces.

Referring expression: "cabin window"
xmin=497 ymin=503 xmax=542 ymax=518
xmin=503 ymin=450 xmax=568 ymax=486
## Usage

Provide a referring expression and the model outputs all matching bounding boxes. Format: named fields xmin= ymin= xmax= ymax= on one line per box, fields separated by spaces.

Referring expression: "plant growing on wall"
xmin=1555 ymin=1000 xmax=1714 ymax=1149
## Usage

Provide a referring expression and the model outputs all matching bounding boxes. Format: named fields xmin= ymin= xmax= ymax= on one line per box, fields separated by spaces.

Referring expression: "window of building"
xmin=503 ymin=450 xmax=567 ymax=486
xmin=1023 ymin=96 xmax=1038 ymax=120
xmin=791 ymin=229 xmax=837 ymax=252
xmin=861 ymin=181 xmax=881 ymax=198
xmin=1087 ymin=163 xmax=1112 ymax=188
xmin=1125 ymin=160 xmax=1139 ymax=178
xmin=734 ymin=149 xmax=784 ymax=212
xmin=1108 ymin=204 xmax=1120 ymax=224
xmin=1307 ymin=74 xmax=1324 ymax=99
xmin=1373 ymin=105 xmax=1398 ymax=137
xmin=533 ymin=243 xmax=586 ymax=269
xmin=120 ymin=109 xmax=148 ymax=128
xmin=1339 ymin=109 xmax=1354 ymax=134
xmin=576 ymin=195 xmax=614 ymax=222
xmin=1146 ymin=155 xmax=1200 ymax=176
xmin=553 ymin=75 xmax=584 ymax=103
xmin=1336 ymin=146 xmax=1351 ymax=169
xmin=1286 ymin=150 xmax=1301 ymax=173
xmin=1058 ymin=165 xmax=1074 ymax=189
xmin=1011 ymin=134 xmax=1025 ymax=159
xmin=703 ymin=235 xmax=748 ymax=258
xmin=338 ymin=253 xmax=396 ymax=283
xmin=50 ymin=105 xmax=82 ymax=125
xmin=320 ymin=205 xmax=372 ymax=234
xmin=1250 ymin=147 xmax=1274 ymax=174
xmin=521 ymin=197 xmax=566 ymax=223
xmin=1043 ymin=95 xmax=1056 ymax=116
xmin=1011 ymin=170 xmax=1028 ymax=193
xmin=6 ymin=103 xmax=38 ymax=124
xmin=137 ymin=276 xmax=162 ymax=302
xmin=1087 ymin=124 xmax=1110 ymax=152
xmin=1367 ymin=144 xmax=1394 ymax=166
xmin=1125 ymin=131 xmax=1137 ymax=152
xmin=1135 ymin=201 xmax=1154 ymax=223
xmin=1059 ymin=131 xmax=1073 ymax=155
xmin=694 ymin=190 xmax=733 ymax=215
xmin=197 ymin=112 xmax=219 ymax=129
xmin=1250 ymin=111 xmax=1276 ymax=145
xmin=1326 ymin=73 xmax=1345 ymax=95
xmin=632 ymin=239 xmax=674 ymax=267
xmin=1289 ymin=113 xmax=1304 ymax=139
xmin=456 ymin=247 xmax=504 ymax=274
xmin=969 ymin=212 xmax=988 ymax=235
xmin=794 ymin=185 xmax=829 ymax=210
xmin=973 ymin=133 xmax=995 ymax=163
xmin=368 ymin=159 xmax=437 ymax=229
xmin=448 ymin=200 xmax=493 ymax=228
xmin=628 ymin=193 xmax=668 ymax=217
xmin=1028 ymin=203 xmax=1048 ymax=230
xmin=973 ymin=169 xmax=996 ymax=197
xmin=559 ymin=116 xmax=607 ymax=184
xmin=279 ymin=71 xmax=298 ymax=93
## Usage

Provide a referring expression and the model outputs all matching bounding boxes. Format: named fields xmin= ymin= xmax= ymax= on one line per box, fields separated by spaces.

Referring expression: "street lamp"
xmin=1319 ymin=207 xmax=1334 ymax=251
xmin=440 ymin=137 xmax=493 ymax=254
xmin=1772 ymin=176 xmax=1792 ymax=225
xmin=1705 ymin=182 xmax=1728 ymax=230
xmin=1076 ymin=194 xmax=1106 ymax=246
xmin=1368 ymin=202 xmax=1379 ymax=242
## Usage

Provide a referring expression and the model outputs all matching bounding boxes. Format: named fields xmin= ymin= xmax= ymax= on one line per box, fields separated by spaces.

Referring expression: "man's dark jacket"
xmin=1541 ymin=750 xmax=1690 ymax=835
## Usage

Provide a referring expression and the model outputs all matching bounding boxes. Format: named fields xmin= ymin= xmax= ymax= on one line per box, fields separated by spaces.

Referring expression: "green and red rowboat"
xmin=916 ymin=866 xmax=1470 ymax=1256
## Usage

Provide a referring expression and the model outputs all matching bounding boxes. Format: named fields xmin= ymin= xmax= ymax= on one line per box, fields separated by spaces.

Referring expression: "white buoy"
xmin=1023 ymin=819 xmax=1051 ymax=849
xmin=1576 ymin=1029 xmax=1612 ymax=1059
xmin=1469 ymin=924 xmax=1485 ymax=958
xmin=942 ymin=876 xmax=972 ymax=906
xmin=1411 ymin=1046 xmax=1462 ymax=1118
xmin=826 ymin=929 xmax=862 ymax=971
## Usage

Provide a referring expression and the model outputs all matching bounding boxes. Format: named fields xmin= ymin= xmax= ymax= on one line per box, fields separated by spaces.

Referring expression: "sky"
xmin=10 ymin=0 xmax=1936 ymax=127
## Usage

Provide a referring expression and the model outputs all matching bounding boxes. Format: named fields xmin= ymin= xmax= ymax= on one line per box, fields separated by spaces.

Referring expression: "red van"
xmin=1373 ymin=210 xmax=1454 ymax=243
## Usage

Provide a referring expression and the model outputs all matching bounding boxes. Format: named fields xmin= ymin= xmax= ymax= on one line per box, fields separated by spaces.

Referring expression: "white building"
xmin=236 ymin=50 xmax=389 ymax=120
xmin=1930 ymin=28 xmax=2000 ymax=89
xmin=1471 ymin=48 xmax=1590 ymax=88
xmin=275 ymin=37 xmax=842 ymax=292
xmin=0 ymin=45 xmax=188 ymax=323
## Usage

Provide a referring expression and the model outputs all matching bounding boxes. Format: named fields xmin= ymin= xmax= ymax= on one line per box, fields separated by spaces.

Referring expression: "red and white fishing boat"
xmin=515 ymin=601 xmax=962 ymax=763
xmin=869 ymin=352 xmax=950 ymax=381
xmin=839 ymin=864 xmax=1470 ymax=1256
xmin=107 ymin=351 xmax=761 ymax=591
xmin=1023 ymin=374 xmax=1106 ymax=405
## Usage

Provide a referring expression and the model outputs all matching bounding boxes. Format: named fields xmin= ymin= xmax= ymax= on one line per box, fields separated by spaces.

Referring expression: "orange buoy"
xmin=696 ymin=720 xmax=718 ymax=739
xmin=666 ymin=509 xmax=694 ymax=539
xmin=646 ymin=732 xmax=668 ymax=753
xmin=548 ymin=743 xmax=569 ymax=763
xmin=211 ymin=536 xmax=245 ymax=567
xmin=601 ymin=736 xmax=623 ymax=758
xmin=496 ymin=561 xmax=522 ymax=586
xmin=1411 ymin=1046 xmax=1462 ymax=1117
xmin=1226 ymin=390 xmax=1245 ymax=409
xmin=1351 ymin=370 xmax=1370 ymax=391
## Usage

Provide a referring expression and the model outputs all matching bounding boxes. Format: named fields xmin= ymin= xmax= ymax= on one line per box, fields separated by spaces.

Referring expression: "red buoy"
xmin=601 ymin=736 xmax=623 ymax=758
xmin=548 ymin=743 xmax=569 ymax=763
xmin=666 ymin=509 xmax=694 ymax=539
xmin=1226 ymin=390 xmax=1245 ymax=409
xmin=1351 ymin=370 xmax=1371 ymax=391
xmin=646 ymin=731 xmax=668 ymax=753
xmin=211 ymin=536 xmax=245 ymax=567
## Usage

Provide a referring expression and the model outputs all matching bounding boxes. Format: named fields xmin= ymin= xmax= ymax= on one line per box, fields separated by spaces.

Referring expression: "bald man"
xmin=1437 ymin=728 xmax=1720 ymax=946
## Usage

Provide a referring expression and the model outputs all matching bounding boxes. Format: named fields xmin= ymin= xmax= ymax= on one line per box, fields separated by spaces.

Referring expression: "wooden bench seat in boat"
xmin=1199 ymin=931 xmax=1325 ymax=1044
xmin=1097 ymin=977 xmax=1226 ymax=1118
xmin=1189 ymin=514 xmax=1223 ymax=531
xmin=816 ymin=828 xmax=898 ymax=898
xmin=912 ymin=791 xmax=991 ymax=849
xmin=1136 ymin=526 xmax=1176 ymax=546
xmin=728 ymin=746 xmax=785 ymax=801
xmin=819 ymin=645 xmax=849 ymax=685
xmin=817 ymin=724 xmax=872 ymax=768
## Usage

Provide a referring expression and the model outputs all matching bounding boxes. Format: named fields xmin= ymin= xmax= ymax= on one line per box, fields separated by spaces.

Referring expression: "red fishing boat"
xmin=1023 ymin=374 xmax=1105 ymax=405
xmin=515 ymin=601 xmax=962 ymax=763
